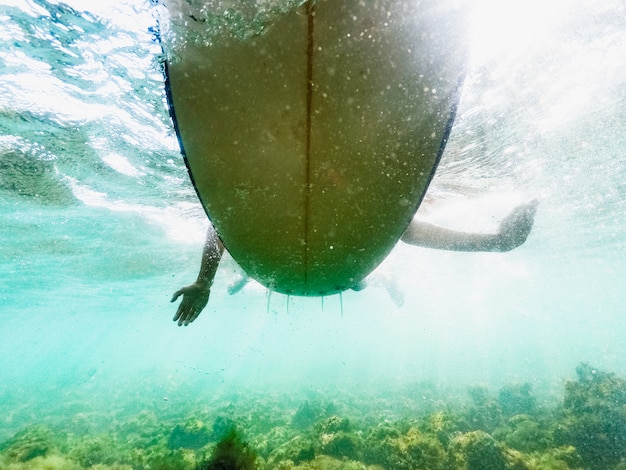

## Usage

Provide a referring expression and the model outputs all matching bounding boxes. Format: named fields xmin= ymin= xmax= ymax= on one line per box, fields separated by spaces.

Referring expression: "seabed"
xmin=2 ymin=363 xmax=625 ymax=470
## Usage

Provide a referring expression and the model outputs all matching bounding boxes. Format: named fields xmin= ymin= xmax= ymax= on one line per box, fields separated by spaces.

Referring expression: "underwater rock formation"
xmin=320 ymin=431 xmax=361 ymax=461
xmin=496 ymin=414 xmax=553 ymax=453
xmin=3 ymin=364 xmax=626 ymax=470
xmin=265 ymin=433 xmax=317 ymax=467
xmin=212 ymin=416 xmax=238 ymax=441
xmin=0 ymin=424 xmax=57 ymax=462
xmin=448 ymin=430 xmax=507 ymax=470
xmin=315 ymin=416 xmax=351 ymax=435
xmin=422 ymin=410 xmax=468 ymax=447
xmin=168 ymin=418 xmax=212 ymax=450
xmin=196 ymin=427 xmax=258 ymax=470
xmin=465 ymin=386 xmax=505 ymax=433
xmin=364 ymin=425 xmax=447 ymax=470
xmin=274 ymin=455 xmax=382 ymax=470
xmin=554 ymin=363 xmax=626 ymax=469
xmin=498 ymin=383 xmax=538 ymax=418
xmin=292 ymin=400 xmax=335 ymax=430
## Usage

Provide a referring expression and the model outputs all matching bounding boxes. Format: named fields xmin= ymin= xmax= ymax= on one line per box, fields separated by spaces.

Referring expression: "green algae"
xmin=2 ymin=364 xmax=626 ymax=470
xmin=495 ymin=415 xmax=554 ymax=454
xmin=554 ymin=363 xmax=626 ymax=469
xmin=499 ymin=384 xmax=538 ymax=418
xmin=196 ymin=427 xmax=258 ymax=470
xmin=448 ymin=430 xmax=507 ymax=470
xmin=168 ymin=418 xmax=212 ymax=450
xmin=0 ymin=425 xmax=59 ymax=462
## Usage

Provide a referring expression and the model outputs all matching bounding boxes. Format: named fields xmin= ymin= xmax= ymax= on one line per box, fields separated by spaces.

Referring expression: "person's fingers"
xmin=174 ymin=299 xmax=194 ymax=325
xmin=522 ymin=199 xmax=539 ymax=219
xmin=505 ymin=200 xmax=538 ymax=229
xmin=520 ymin=200 xmax=539 ymax=229
xmin=173 ymin=304 xmax=184 ymax=322
xmin=171 ymin=289 xmax=184 ymax=303
xmin=178 ymin=308 xmax=190 ymax=326
xmin=171 ymin=285 xmax=209 ymax=326
xmin=189 ymin=309 xmax=201 ymax=323
xmin=182 ymin=309 xmax=196 ymax=326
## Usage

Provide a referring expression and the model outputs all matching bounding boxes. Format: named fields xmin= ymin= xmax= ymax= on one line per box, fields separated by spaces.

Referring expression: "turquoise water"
xmin=1 ymin=1 xmax=626 ymax=469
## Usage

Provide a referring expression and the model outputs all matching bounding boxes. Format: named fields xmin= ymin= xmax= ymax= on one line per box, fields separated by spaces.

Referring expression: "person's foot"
xmin=227 ymin=274 xmax=249 ymax=294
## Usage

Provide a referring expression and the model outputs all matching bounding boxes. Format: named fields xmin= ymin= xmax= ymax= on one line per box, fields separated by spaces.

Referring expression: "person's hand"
xmin=171 ymin=281 xmax=211 ymax=326
xmin=496 ymin=199 xmax=539 ymax=251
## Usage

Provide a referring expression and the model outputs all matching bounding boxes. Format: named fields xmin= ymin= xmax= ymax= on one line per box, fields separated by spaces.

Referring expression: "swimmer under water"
xmin=171 ymin=197 xmax=539 ymax=326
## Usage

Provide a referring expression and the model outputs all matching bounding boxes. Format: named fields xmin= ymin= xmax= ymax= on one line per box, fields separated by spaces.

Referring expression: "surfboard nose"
xmin=162 ymin=0 xmax=467 ymax=295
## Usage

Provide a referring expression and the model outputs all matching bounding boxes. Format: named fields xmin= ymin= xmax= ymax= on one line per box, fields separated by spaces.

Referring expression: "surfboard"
xmin=162 ymin=0 xmax=466 ymax=295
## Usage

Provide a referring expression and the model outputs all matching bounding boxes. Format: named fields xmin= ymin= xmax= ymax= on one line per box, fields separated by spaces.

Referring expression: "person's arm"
xmin=401 ymin=199 xmax=538 ymax=252
xmin=171 ymin=225 xmax=224 ymax=326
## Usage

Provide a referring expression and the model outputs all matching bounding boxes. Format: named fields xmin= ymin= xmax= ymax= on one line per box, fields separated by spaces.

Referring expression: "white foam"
xmin=102 ymin=153 xmax=144 ymax=177
xmin=67 ymin=178 xmax=206 ymax=243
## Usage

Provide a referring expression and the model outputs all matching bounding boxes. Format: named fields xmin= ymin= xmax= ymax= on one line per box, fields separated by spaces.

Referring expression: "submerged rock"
xmin=168 ymin=418 xmax=212 ymax=450
xmin=266 ymin=435 xmax=317 ymax=467
xmin=422 ymin=411 xmax=466 ymax=447
xmin=196 ymin=427 xmax=258 ymax=470
xmin=364 ymin=425 xmax=446 ymax=470
xmin=554 ymin=363 xmax=626 ymax=469
xmin=320 ymin=431 xmax=361 ymax=461
xmin=68 ymin=435 xmax=119 ymax=467
xmin=465 ymin=386 xmax=505 ymax=434
xmin=315 ymin=415 xmax=351 ymax=435
xmin=278 ymin=454 xmax=382 ymax=470
xmin=0 ymin=453 xmax=85 ymax=469
xmin=292 ymin=401 xmax=330 ymax=430
xmin=0 ymin=425 xmax=57 ymax=462
xmin=498 ymin=384 xmax=537 ymax=418
xmin=212 ymin=416 xmax=237 ymax=441
xmin=496 ymin=414 xmax=553 ymax=453
xmin=448 ymin=430 xmax=507 ymax=470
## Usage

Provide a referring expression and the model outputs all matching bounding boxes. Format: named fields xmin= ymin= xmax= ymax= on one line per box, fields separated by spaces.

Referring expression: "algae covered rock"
xmin=126 ymin=444 xmax=196 ymax=470
xmin=284 ymin=454 xmax=383 ymax=470
xmin=320 ymin=431 xmax=361 ymax=461
xmin=315 ymin=415 xmax=351 ymax=435
xmin=553 ymin=363 xmax=626 ymax=469
xmin=422 ymin=411 xmax=466 ymax=447
xmin=292 ymin=400 xmax=335 ymax=430
xmin=168 ymin=418 xmax=212 ymax=450
xmin=116 ymin=409 xmax=168 ymax=447
xmin=212 ymin=415 xmax=237 ymax=441
xmin=448 ymin=430 xmax=507 ymax=470
xmin=363 ymin=425 xmax=446 ymax=470
xmin=197 ymin=427 xmax=258 ymax=470
xmin=498 ymin=384 xmax=537 ymax=418
xmin=251 ymin=424 xmax=298 ymax=462
xmin=497 ymin=415 xmax=553 ymax=453
xmin=0 ymin=424 xmax=58 ymax=462
xmin=465 ymin=386 xmax=505 ymax=433
xmin=314 ymin=415 xmax=360 ymax=461
xmin=361 ymin=422 xmax=402 ymax=465
xmin=265 ymin=435 xmax=316 ymax=467
xmin=68 ymin=434 xmax=119 ymax=467
xmin=528 ymin=445 xmax=581 ymax=470
xmin=0 ymin=453 xmax=84 ymax=469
